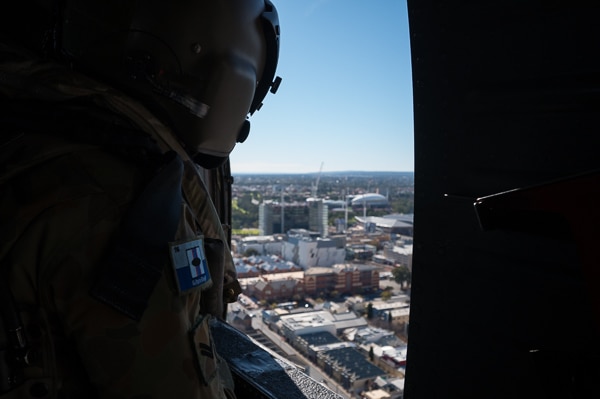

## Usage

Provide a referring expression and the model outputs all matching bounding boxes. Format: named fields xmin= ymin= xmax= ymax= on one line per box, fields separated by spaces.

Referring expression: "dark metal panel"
xmin=212 ymin=319 xmax=344 ymax=399
xmin=405 ymin=1 xmax=600 ymax=398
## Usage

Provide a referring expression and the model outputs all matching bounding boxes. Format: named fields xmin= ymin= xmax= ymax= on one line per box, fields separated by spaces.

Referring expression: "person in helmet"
xmin=0 ymin=1 xmax=280 ymax=398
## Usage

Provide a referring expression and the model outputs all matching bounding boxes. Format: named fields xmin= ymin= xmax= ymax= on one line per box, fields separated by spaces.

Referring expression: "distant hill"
xmin=233 ymin=171 xmax=413 ymax=178
xmin=232 ymin=171 xmax=414 ymax=191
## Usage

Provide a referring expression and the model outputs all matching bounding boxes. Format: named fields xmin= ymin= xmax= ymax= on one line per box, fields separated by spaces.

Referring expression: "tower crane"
xmin=310 ymin=161 xmax=324 ymax=198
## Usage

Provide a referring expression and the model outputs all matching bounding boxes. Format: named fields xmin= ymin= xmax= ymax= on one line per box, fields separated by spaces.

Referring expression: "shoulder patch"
xmin=169 ymin=236 xmax=212 ymax=294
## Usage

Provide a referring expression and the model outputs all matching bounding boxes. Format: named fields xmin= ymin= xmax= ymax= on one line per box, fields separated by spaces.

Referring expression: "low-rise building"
xmin=283 ymin=230 xmax=346 ymax=268
xmin=234 ymin=254 xmax=302 ymax=278
xmin=280 ymin=311 xmax=337 ymax=339
xmin=316 ymin=345 xmax=387 ymax=394
xmin=241 ymin=271 xmax=305 ymax=301
xmin=355 ymin=340 xmax=408 ymax=378
xmin=240 ymin=263 xmax=380 ymax=302
xmin=373 ymin=376 xmax=405 ymax=399
xmin=293 ymin=331 xmax=341 ymax=361
xmin=348 ymin=327 xmax=396 ymax=345
xmin=347 ymin=243 xmax=377 ymax=260
xmin=304 ymin=264 xmax=380 ymax=297
xmin=362 ymin=389 xmax=392 ymax=399
xmin=236 ymin=235 xmax=284 ymax=256
xmin=368 ymin=296 xmax=410 ymax=319
xmin=383 ymin=238 xmax=413 ymax=270
xmin=354 ymin=215 xmax=413 ymax=236
xmin=345 ymin=296 xmax=367 ymax=313
xmin=387 ymin=308 xmax=410 ymax=324
xmin=279 ymin=310 xmax=368 ymax=341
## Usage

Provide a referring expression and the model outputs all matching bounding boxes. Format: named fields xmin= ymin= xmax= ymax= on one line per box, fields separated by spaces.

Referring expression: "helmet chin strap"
xmin=125 ymin=54 xmax=210 ymax=119
xmin=122 ymin=50 xmax=260 ymax=167
xmin=123 ymin=54 xmax=240 ymax=169
xmin=161 ymin=88 xmax=210 ymax=119
xmin=147 ymin=73 xmax=210 ymax=119
xmin=151 ymin=82 xmax=210 ymax=119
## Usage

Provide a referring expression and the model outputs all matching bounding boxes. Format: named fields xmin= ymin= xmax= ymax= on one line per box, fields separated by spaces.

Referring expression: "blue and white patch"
xmin=169 ymin=236 xmax=212 ymax=294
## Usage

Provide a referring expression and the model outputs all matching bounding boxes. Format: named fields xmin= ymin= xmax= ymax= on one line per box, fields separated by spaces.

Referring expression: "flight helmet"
xmin=60 ymin=0 xmax=281 ymax=168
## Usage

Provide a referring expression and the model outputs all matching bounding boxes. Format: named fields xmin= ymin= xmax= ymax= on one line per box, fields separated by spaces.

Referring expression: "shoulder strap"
xmin=1 ymin=98 xmax=181 ymax=322
xmin=90 ymin=151 xmax=184 ymax=321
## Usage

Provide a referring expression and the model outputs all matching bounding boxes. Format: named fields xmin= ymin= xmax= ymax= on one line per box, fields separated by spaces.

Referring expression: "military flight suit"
xmin=0 ymin=42 xmax=241 ymax=398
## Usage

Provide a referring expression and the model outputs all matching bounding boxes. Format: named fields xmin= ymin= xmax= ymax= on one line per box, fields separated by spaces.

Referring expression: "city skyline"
xmin=229 ymin=1 xmax=414 ymax=174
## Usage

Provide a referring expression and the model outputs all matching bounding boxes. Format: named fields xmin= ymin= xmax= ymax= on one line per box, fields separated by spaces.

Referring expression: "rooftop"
xmin=297 ymin=331 xmax=341 ymax=347
xmin=319 ymin=346 xmax=387 ymax=380
xmin=355 ymin=216 xmax=413 ymax=230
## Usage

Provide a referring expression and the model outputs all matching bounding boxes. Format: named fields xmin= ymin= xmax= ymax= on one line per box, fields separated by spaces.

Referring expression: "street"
xmin=251 ymin=315 xmax=352 ymax=399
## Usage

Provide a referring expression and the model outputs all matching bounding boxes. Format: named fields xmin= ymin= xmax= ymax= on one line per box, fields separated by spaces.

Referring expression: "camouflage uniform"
xmin=0 ymin=42 xmax=240 ymax=398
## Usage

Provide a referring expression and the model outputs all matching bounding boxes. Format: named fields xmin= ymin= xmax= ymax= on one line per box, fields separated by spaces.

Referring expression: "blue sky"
xmin=229 ymin=0 xmax=414 ymax=174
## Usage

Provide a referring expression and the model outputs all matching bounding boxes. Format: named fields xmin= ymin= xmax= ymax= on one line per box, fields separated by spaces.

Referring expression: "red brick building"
xmin=242 ymin=264 xmax=380 ymax=302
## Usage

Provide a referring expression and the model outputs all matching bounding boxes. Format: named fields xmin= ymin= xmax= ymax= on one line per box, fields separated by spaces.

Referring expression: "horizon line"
xmin=231 ymin=170 xmax=415 ymax=175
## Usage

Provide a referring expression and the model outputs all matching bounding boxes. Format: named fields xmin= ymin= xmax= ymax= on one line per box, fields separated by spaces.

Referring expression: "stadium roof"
xmin=355 ymin=216 xmax=413 ymax=230
xmin=351 ymin=193 xmax=389 ymax=206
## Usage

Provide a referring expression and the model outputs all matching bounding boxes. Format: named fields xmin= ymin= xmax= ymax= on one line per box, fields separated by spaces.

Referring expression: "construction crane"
xmin=310 ymin=161 xmax=324 ymax=198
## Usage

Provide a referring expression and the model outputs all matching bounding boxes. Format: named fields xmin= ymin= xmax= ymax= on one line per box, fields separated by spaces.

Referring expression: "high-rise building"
xmin=307 ymin=198 xmax=329 ymax=238
xmin=258 ymin=200 xmax=315 ymax=235
xmin=258 ymin=201 xmax=309 ymax=235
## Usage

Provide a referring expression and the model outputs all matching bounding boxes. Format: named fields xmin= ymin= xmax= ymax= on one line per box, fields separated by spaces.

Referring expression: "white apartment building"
xmin=383 ymin=238 xmax=413 ymax=270
xmin=236 ymin=235 xmax=284 ymax=256
xmin=282 ymin=233 xmax=346 ymax=268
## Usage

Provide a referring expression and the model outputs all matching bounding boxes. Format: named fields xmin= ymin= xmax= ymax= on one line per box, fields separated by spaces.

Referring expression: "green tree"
xmin=369 ymin=346 xmax=374 ymax=362
xmin=381 ymin=290 xmax=392 ymax=301
xmin=390 ymin=193 xmax=414 ymax=214
xmin=392 ymin=265 xmax=412 ymax=289
xmin=366 ymin=302 xmax=373 ymax=319
xmin=232 ymin=193 xmax=261 ymax=229
xmin=243 ymin=248 xmax=259 ymax=257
